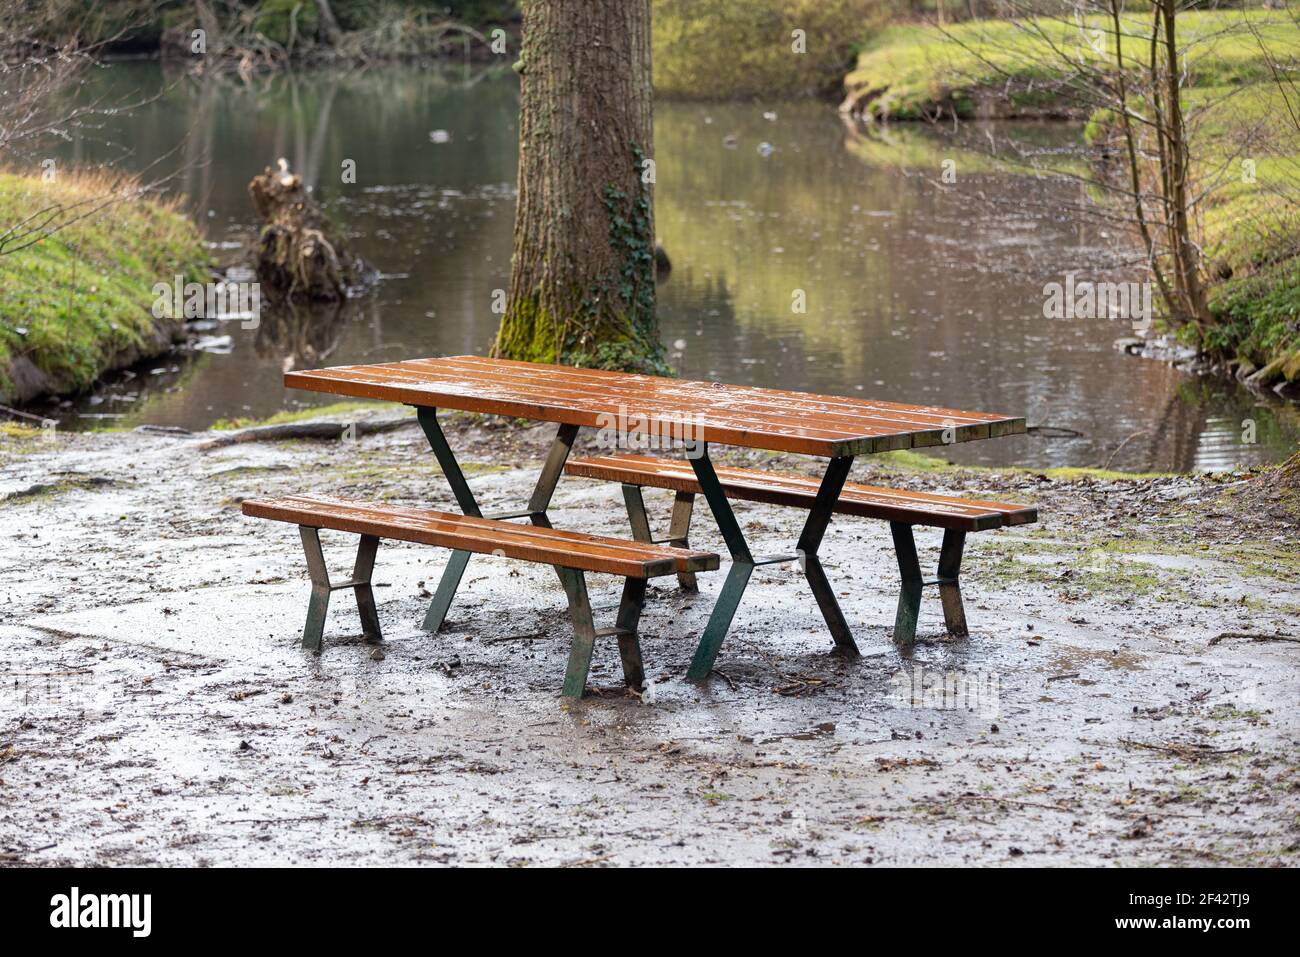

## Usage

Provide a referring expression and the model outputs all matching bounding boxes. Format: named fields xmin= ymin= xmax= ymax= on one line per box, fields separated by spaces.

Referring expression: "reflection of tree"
xmin=254 ymin=299 xmax=354 ymax=369
xmin=660 ymin=267 xmax=823 ymax=388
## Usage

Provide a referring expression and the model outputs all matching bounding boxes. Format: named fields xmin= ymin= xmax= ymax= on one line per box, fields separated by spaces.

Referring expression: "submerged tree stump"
xmin=249 ymin=159 xmax=361 ymax=302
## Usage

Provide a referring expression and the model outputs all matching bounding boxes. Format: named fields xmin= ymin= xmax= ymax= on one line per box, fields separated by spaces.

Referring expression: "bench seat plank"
xmin=243 ymin=494 xmax=720 ymax=578
xmin=564 ymin=455 xmax=1037 ymax=532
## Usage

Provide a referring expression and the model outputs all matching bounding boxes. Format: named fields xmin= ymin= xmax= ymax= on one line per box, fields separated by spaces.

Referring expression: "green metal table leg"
xmin=417 ymin=407 xmax=482 ymax=630
xmin=803 ymin=555 xmax=858 ymax=656
xmin=686 ymin=446 xmax=857 ymax=679
xmin=422 ymin=548 xmax=471 ymax=633
xmin=797 ymin=455 xmax=858 ymax=657
xmin=686 ymin=445 xmax=754 ymax=681
xmin=417 ymin=408 xmax=580 ymax=628
xmin=417 ymin=407 xmax=483 ymax=517
xmin=686 ymin=560 xmax=753 ymax=681
xmin=622 ymin=484 xmax=654 ymax=542
xmin=528 ymin=423 xmax=580 ymax=519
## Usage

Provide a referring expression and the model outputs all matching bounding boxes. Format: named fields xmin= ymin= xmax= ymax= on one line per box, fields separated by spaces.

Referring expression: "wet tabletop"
xmin=286 ymin=355 xmax=1025 ymax=457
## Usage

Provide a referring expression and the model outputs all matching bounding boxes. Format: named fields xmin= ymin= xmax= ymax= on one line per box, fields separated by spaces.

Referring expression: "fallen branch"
xmin=1103 ymin=429 xmax=1151 ymax=470
xmin=196 ymin=415 xmax=416 ymax=451
xmin=956 ymin=795 xmax=1075 ymax=814
xmin=485 ymin=632 xmax=549 ymax=644
xmin=0 ymin=403 xmax=50 ymax=424
xmin=1208 ymin=631 xmax=1299 ymax=646
xmin=1025 ymin=424 xmax=1085 ymax=439
xmin=1119 ymin=739 xmax=1243 ymax=760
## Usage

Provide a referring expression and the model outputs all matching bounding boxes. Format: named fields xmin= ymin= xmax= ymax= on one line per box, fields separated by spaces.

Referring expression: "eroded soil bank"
xmin=0 ymin=415 xmax=1297 ymax=866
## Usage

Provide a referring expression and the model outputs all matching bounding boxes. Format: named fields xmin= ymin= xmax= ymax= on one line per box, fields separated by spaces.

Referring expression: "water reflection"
xmin=38 ymin=62 xmax=1298 ymax=471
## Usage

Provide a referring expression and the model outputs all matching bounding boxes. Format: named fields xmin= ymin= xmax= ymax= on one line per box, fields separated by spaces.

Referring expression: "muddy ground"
xmin=0 ymin=412 xmax=1297 ymax=866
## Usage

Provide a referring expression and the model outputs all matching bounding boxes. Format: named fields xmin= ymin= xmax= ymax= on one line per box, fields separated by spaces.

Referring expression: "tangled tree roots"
xmin=249 ymin=159 xmax=361 ymax=302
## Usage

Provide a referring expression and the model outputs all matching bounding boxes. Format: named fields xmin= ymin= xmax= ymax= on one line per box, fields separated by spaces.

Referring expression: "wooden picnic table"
xmin=285 ymin=355 xmax=1026 ymax=678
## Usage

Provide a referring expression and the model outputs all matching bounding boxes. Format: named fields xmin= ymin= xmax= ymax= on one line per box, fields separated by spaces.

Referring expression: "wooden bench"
xmin=242 ymin=494 xmax=719 ymax=697
xmin=563 ymin=455 xmax=1037 ymax=645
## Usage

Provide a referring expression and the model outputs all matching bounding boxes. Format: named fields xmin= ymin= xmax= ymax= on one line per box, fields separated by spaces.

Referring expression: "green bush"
xmin=255 ymin=0 xmax=321 ymax=47
xmin=654 ymin=0 xmax=885 ymax=99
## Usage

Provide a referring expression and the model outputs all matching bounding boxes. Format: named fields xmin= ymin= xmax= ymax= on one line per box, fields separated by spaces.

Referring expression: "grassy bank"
xmin=1191 ymin=82 xmax=1300 ymax=382
xmin=0 ymin=170 xmax=210 ymax=404
xmin=843 ymin=12 xmax=1300 ymax=383
xmin=842 ymin=12 xmax=1293 ymax=120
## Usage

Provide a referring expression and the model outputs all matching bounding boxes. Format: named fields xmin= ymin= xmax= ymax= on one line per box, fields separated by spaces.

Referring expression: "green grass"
xmin=871 ymin=447 xmax=1171 ymax=482
xmin=208 ymin=400 xmax=402 ymax=431
xmin=847 ymin=12 xmax=1300 ymax=373
xmin=844 ymin=11 xmax=1300 ymax=121
xmin=0 ymin=170 xmax=210 ymax=403
xmin=1186 ymin=83 xmax=1300 ymax=369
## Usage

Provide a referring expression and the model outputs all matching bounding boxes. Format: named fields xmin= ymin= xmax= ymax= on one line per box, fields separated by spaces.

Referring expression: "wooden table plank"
xmin=285 ymin=356 xmax=1025 ymax=457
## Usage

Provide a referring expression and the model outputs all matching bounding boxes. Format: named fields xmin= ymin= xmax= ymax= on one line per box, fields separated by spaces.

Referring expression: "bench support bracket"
xmin=558 ymin=568 xmax=647 ymax=699
xmin=298 ymin=526 xmax=381 ymax=650
xmin=889 ymin=523 xmax=967 ymax=645
xmin=622 ymin=485 xmax=698 ymax=591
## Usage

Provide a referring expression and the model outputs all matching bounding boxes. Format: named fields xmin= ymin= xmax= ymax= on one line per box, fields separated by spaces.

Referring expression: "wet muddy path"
xmin=1 ymin=417 xmax=1297 ymax=865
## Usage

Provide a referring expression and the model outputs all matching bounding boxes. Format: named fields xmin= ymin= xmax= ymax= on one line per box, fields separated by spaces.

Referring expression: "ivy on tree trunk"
xmin=492 ymin=0 xmax=666 ymax=374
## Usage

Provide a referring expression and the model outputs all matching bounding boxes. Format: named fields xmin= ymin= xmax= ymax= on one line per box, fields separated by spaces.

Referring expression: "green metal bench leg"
xmin=622 ymin=484 xmax=653 ymax=541
xmin=353 ymin=533 xmax=382 ymax=640
xmin=559 ymin=566 xmax=597 ymax=698
xmin=621 ymin=484 xmax=698 ymax=592
xmin=298 ymin=526 xmax=382 ymax=650
xmin=890 ymin=521 xmax=923 ymax=646
xmin=615 ymin=576 xmax=648 ymax=688
xmin=422 ymin=548 xmax=471 ymax=632
xmin=938 ymin=529 xmax=968 ymax=636
xmin=803 ymin=554 xmax=858 ymax=656
xmin=303 ymin=585 xmax=330 ymax=652
xmin=668 ymin=491 xmax=698 ymax=591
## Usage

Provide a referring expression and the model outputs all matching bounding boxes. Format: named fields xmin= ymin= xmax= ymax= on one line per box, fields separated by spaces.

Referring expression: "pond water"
xmin=43 ymin=61 xmax=1300 ymax=471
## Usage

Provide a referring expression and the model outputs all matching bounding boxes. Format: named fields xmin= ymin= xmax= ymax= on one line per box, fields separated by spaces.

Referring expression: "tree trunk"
xmin=492 ymin=0 xmax=664 ymax=374
xmin=1158 ymin=0 xmax=1209 ymax=328
xmin=315 ymin=0 xmax=343 ymax=46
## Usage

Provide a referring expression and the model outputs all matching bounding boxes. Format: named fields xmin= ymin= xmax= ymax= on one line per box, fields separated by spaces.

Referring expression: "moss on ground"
xmin=0 ymin=170 xmax=210 ymax=403
xmin=209 ymin=400 xmax=402 ymax=431
xmin=871 ymin=448 xmax=1172 ymax=482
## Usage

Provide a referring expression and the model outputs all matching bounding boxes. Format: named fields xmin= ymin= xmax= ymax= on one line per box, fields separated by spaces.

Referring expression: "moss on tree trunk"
xmin=492 ymin=0 xmax=665 ymax=374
